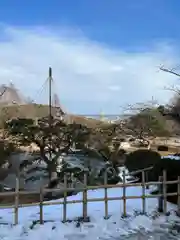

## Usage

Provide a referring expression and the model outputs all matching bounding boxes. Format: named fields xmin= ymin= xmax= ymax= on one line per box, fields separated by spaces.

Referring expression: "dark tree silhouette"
xmin=5 ymin=117 xmax=91 ymax=180
xmin=125 ymin=149 xmax=161 ymax=181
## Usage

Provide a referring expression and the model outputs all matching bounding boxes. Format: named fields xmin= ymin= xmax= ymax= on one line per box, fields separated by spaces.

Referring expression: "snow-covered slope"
xmin=0 ymin=186 xmax=179 ymax=239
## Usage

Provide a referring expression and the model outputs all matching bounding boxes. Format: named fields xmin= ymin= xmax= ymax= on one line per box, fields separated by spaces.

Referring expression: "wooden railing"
xmin=0 ymin=169 xmax=179 ymax=225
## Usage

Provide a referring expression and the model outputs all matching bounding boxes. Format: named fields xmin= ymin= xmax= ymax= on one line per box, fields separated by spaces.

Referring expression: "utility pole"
xmin=49 ymin=67 xmax=52 ymax=124
xmin=48 ymin=67 xmax=52 ymax=162
xmin=0 ymin=86 xmax=7 ymax=140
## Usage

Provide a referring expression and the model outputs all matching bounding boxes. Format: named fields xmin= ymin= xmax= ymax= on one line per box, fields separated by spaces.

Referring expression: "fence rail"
xmin=0 ymin=169 xmax=180 ymax=225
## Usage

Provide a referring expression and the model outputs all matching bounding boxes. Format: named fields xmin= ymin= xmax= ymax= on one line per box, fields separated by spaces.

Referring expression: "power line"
xmin=32 ymin=79 xmax=49 ymax=103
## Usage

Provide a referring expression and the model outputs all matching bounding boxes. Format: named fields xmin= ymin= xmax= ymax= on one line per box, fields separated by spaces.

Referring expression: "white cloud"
xmin=0 ymin=25 xmax=179 ymax=115
xmin=108 ymin=85 xmax=121 ymax=91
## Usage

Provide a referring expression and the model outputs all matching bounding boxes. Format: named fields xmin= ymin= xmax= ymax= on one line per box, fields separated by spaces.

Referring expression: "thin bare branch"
xmin=160 ymin=66 xmax=180 ymax=78
xmin=0 ymin=86 xmax=7 ymax=98
xmin=164 ymin=85 xmax=180 ymax=95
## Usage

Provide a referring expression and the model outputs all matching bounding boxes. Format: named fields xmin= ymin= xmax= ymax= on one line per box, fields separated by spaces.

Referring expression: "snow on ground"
xmin=0 ymin=186 xmax=179 ymax=239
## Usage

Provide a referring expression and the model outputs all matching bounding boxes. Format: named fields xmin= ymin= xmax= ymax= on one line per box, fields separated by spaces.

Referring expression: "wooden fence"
xmin=0 ymin=169 xmax=180 ymax=225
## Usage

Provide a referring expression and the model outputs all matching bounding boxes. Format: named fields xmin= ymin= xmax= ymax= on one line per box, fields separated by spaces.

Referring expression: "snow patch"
xmin=0 ymin=186 xmax=179 ymax=239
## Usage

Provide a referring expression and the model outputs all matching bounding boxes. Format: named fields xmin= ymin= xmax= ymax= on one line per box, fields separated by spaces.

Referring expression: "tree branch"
xmin=160 ymin=66 xmax=180 ymax=78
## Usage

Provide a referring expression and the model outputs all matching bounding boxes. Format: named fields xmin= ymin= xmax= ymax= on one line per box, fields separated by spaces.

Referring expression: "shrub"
xmin=151 ymin=158 xmax=180 ymax=204
xmin=125 ymin=149 xmax=161 ymax=172
xmin=128 ymin=138 xmax=135 ymax=142
xmin=153 ymin=157 xmax=180 ymax=181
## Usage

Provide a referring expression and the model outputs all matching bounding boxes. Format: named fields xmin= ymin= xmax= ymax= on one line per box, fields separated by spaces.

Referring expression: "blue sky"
xmin=0 ymin=0 xmax=179 ymax=116
xmin=0 ymin=0 xmax=180 ymax=48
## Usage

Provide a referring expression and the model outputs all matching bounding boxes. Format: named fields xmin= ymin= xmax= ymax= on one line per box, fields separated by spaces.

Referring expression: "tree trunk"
xmin=39 ymin=146 xmax=58 ymax=181
xmin=50 ymin=171 xmax=57 ymax=180
xmin=48 ymin=164 xmax=58 ymax=181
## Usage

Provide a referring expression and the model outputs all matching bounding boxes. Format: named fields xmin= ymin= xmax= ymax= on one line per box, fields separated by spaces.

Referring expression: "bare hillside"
xmin=0 ymin=83 xmax=105 ymax=128
xmin=0 ymin=104 xmax=104 ymax=128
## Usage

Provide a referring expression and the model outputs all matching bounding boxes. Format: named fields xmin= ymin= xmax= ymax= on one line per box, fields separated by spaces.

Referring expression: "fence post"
xmin=39 ymin=186 xmax=44 ymax=224
xmin=158 ymin=176 xmax=163 ymax=213
xmin=14 ymin=173 xmax=19 ymax=225
xmin=141 ymin=171 xmax=146 ymax=214
xmin=82 ymin=171 xmax=88 ymax=221
xmin=104 ymin=169 xmax=108 ymax=219
xmin=145 ymin=171 xmax=149 ymax=189
xmin=177 ymin=176 xmax=180 ymax=211
xmin=122 ymin=170 xmax=127 ymax=217
xmin=63 ymin=173 xmax=67 ymax=223
xmin=71 ymin=173 xmax=75 ymax=188
xmin=163 ymin=170 xmax=167 ymax=214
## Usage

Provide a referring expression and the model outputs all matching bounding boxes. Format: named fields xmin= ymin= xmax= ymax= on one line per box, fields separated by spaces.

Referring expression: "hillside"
xmin=0 ymin=83 xmax=106 ymax=128
xmin=0 ymin=102 xmax=179 ymax=135
xmin=0 ymin=104 xmax=105 ymax=128
xmin=0 ymin=83 xmax=179 ymax=134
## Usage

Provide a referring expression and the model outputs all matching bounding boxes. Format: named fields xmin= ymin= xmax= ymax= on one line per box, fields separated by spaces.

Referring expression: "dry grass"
xmin=157 ymin=150 xmax=177 ymax=156
xmin=0 ymin=193 xmax=40 ymax=206
xmin=0 ymin=103 xmax=105 ymax=128
xmin=152 ymin=145 xmax=180 ymax=156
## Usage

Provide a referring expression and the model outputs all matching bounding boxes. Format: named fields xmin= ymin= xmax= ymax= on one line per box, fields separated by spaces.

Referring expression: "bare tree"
xmin=123 ymin=100 xmax=170 ymax=147
xmin=86 ymin=121 xmax=128 ymax=166
xmin=160 ymin=65 xmax=180 ymax=96
xmin=160 ymin=66 xmax=180 ymax=78
xmin=159 ymin=65 xmax=180 ymax=127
